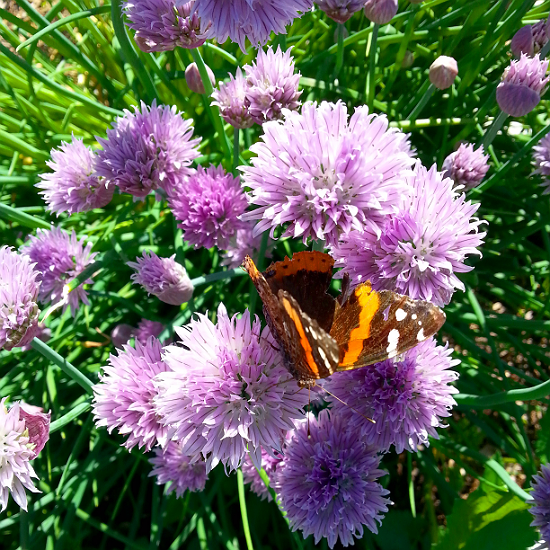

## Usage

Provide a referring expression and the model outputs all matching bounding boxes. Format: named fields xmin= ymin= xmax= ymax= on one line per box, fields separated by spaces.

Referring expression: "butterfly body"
xmin=243 ymin=251 xmax=446 ymax=387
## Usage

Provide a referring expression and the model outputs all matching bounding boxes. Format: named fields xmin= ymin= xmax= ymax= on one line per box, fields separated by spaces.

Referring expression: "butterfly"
xmin=243 ymin=251 xmax=446 ymax=388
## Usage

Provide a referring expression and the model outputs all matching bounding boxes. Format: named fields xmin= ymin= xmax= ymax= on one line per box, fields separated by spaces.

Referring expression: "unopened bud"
xmin=364 ymin=0 xmax=398 ymax=25
xmin=185 ymin=62 xmax=215 ymax=94
xmin=429 ymin=55 xmax=458 ymax=90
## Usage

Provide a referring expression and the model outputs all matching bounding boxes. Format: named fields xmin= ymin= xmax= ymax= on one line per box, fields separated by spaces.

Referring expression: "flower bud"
xmin=316 ymin=0 xmax=367 ymax=23
xmin=442 ymin=143 xmax=489 ymax=191
xmin=429 ymin=55 xmax=458 ymax=89
xmin=19 ymin=403 xmax=51 ymax=458
xmin=364 ymin=0 xmax=398 ymax=25
xmin=511 ymin=17 xmax=550 ymax=58
xmin=128 ymin=251 xmax=194 ymax=306
xmin=111 ymin=324 xmax=135 ymax=347
xmin=401 ymin=50 xmax=414 ymax=69
xmin=496 ymin=53 xmax=549 ymax=117
xmin=185 ymin=62 xmax=215 ymax=94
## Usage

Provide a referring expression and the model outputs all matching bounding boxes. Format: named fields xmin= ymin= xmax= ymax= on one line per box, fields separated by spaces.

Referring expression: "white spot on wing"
xmin=412 ymin=314 xmax=417 ymax=320
xmin=318 ymin=347 xmax=329 ymax=366
xmin=395 ymin=308 xmax=407 ymax=321
xmin=387 ymin=329 xmax=400 ymax=355
xmin=417 ymin=328 xmax=425 ymax=341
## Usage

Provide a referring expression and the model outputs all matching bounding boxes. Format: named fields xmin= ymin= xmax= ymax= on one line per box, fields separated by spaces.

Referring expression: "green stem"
xmin=50 ymin=400 xmax=91 ymax=433
xmin=237 ymin=469 xmax=254 ymax=550
xmin=111 ymin=0 xmax=158 ymax=102
xmin=233 ymin=127 xmax=240 ymax=176
xmin=191 ymin=48 xmax=232 ymax=160
xmin=31 ymin=338 xmax=94 ymax=394
xmin=479 ymin=110 xmax=508 ymax=150
xmin=20 ymin=510 xmax=28 ymax=550
xmin=0 ymin=202 xmax=50 ymax=229
xmin=366 ymin=23 xmax=379 ymax=111
xmin=456 ymin=379 xmax=550 ymax=408
xmin=190 ymin=268 xmax=247 ymax=288
xmin=407 ymin=83 xmax=435 ymax=123
xmin=407 ymin=453 xmax=416 ymax=518
xmin=335 ymin=23 xmax=345 ymax=76
xmin=67 ymin=259 xmax=104 ymax=292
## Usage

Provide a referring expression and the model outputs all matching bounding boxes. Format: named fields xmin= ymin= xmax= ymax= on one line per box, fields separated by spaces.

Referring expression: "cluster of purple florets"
xmin=8 ymin=2 xmax=550 ymax=547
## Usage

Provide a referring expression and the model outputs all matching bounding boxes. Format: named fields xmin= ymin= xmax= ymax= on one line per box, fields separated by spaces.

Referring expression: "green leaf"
xmin=434 ymin=488 xmax=537 ymax=550
xmin=535 ymin=408 xmax=550 ymax=464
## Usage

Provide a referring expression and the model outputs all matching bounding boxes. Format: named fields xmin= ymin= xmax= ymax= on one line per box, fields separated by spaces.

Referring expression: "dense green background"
xmin=1 ymin=0 xmax=550 ymax=548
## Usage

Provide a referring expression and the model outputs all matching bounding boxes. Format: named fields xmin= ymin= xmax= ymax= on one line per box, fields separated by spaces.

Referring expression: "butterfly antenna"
xmin=320 ymin=386 xmax=376 ymax=424
xmin=307 ymin=386 xmax=311 ymax=438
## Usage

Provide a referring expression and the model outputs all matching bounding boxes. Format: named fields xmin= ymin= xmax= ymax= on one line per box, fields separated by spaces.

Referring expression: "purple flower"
xmin=111 ymin=324 xmax=135 ymax=347
xmin=364 ymin=0 xmax=398 ymax=25
xmin=18 ymin=404 xmax=51 ymax=459
xmin=496 ymin=54 xmax=549 ymax=117
xmin=243 ymin=46 xmax=302 ymax=124
xmin=529 ymin=464 xmax=550 ymax=546
xmin=188 ymin=0 xmax=314 ymax=52
xmin=324 ymin=338 xmax=459 ymax=453
xmin=149 ymin=441 xmax=208 ymax=496
xmin=36 ymin=137 xmax=113 ymax=216
xmin=533 ymin=132 xmax=550 ymax=195
xmin=0 ymin=246 xmax=40 ymax=351
xmin=212 ymin=68 xmax=255 ymax=129
xmin=125 ymin=0 xmax=209 ymax=53
xmin=511 ymin=17 xmax=550 ymax=58
xmin=128 ymin=250 xmax=194 ymax=305
xmin=429 ymin=55 xmax=458 ymax=90
xmin=96 ymin=101 xmax=201 ymax=198
xmin=275 ymin=410 xmax=390 ymax=548
xmin=20 ymin=323 xmax=51 ymax=352
xmin=315 ymin=0 xmax=366 ymax=23
xmin=241 ymin=448 xmax=283 ymax=501
xmin=0 ymin=398 xmax=40 ymax=512
xmin=92 ymin=337 xmax=169 ymax=451
xmin=21 ymin=227 xmax=96 ymax=316
xmin=220 ymin=223 xmax=272 ymax=269
xmin=442 ymin=143 xmax=490 ymax=191
xmin=155 ymin=303 xmax=308 ymax=472
xmin=169 ymin=165 xmax=248 ymax=250
xmin=331 ymin=162 xmax=486 ymax=306
xmin=135 ymin=319 xmax=165 ymax=345
xmin=241 ymin=101 xmax=414 ymax=246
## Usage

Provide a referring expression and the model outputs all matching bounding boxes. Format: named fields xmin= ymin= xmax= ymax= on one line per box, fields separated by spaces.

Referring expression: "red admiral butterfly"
xmin=243 ymin=251 xmax=446 ymax=388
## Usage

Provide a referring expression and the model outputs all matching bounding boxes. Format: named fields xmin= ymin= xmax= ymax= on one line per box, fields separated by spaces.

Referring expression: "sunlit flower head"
xmin=21 ymin=227 xmax=96 ymax=316
xmin=0 ymin=247 xmax=40 ymax=351
xmin=241 ymin=101 xmax=414 ymax=246
xmin=36 ymin=137 xmax=113 ymax=216
xmin=169 ymin=165 xmax=248 ymax=250
xmin=530 ymin=464 xmax=550 ymax=548
xmin=212 ymin=68 xmax=255 ymax=129
xmin=96 ymin=101 xmax=201 ymax=198
xmin=155 ymin=304 xmax=308 ymax=473
xmin=93 ymin=337 xmax=169 ymax=451
xmin=125 ymin=0 xmax=209 ymax=53
xmin=533 ymin=132 xmax=550 ymax=195
xmin=325 ymin=338 xmax=459 ymax=453
xmin=243 ymin=46 xmax=302 ymax=124
xmin=187 ymin=0 xmax=314 ymax=52
xmin=331 ymin=162 xmax=486 ymax=306
xmin=0 ymin=398 xmax=41 ymax=512
xmin=511 ymin=17 xmax=550 ymax=58
xmin=275 ymin=410 xmax=390 ymax=548
xmin=18 ymin=404 xmax=51 ymax=459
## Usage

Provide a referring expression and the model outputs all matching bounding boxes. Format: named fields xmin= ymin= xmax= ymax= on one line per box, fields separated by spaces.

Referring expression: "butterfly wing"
xmin=329 ymin=282 xmax=446 ymax=369
xmin=278 ymin=291 xmax=340 ymax=386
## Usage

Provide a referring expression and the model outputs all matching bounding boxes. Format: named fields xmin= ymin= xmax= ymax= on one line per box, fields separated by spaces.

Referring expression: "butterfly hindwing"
xmin=330 ymin=282 xmax=446 ymax=369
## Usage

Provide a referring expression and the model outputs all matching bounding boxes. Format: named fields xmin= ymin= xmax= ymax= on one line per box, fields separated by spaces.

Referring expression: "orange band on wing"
xmin=281 ymin=298 xmax=319 ymax=377
xmin=339 ymin=285 xmax=379 ymax=366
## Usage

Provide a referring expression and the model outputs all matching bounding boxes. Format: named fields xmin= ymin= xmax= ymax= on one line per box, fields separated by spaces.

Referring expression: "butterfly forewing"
xmin=330 ymin=283 xmax=446 ymax=370
xmin=279 ymin=291 xmax=339 ymax=386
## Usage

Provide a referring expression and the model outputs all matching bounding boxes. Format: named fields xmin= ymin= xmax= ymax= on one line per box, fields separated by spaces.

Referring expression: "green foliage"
xmin=434 ymin=488 xmax=538 ymax=550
